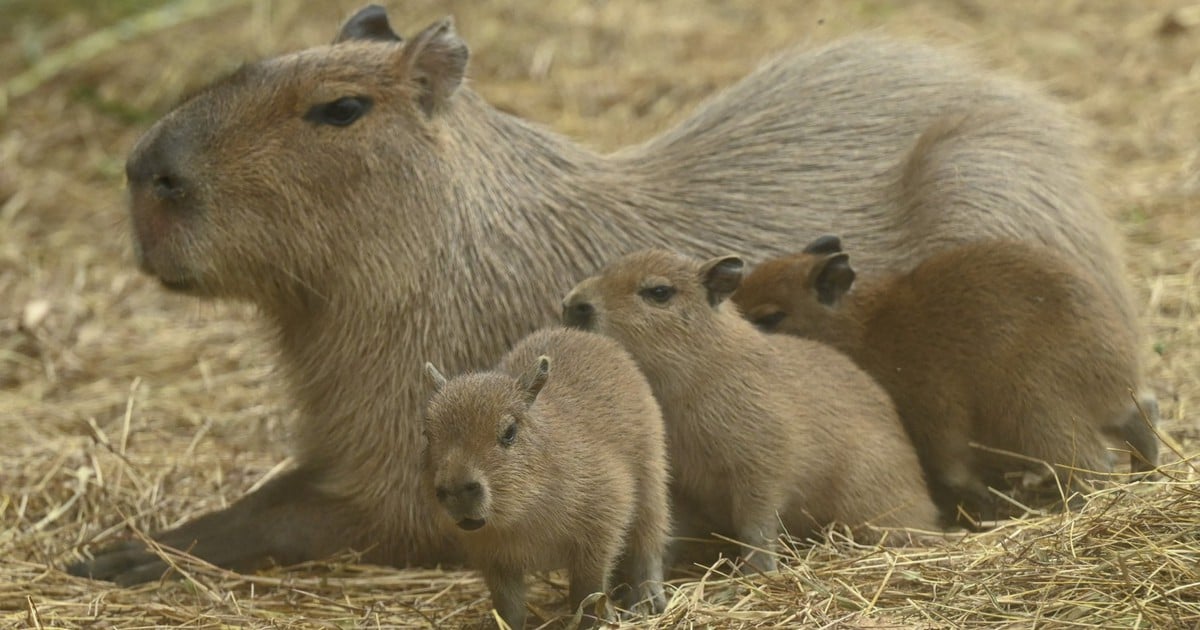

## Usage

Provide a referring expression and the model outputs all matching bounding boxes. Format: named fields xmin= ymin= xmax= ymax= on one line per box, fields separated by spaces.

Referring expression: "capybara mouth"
xmin=457 ymin=518 xmax=486 ymax=531
xmin=158 ymin=276 xmax=199 ymax=292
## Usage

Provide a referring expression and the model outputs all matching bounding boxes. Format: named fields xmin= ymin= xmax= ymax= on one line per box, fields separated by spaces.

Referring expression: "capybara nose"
xmin=562 ymin=301 xmax=595 ymax=329
xmin=436 ymin=480 xmax=484 ymax=504
xmin=149 ymin=173 xmax=186 ymax=200
xmin=461 ymin=480 xmax=482 ymax=498
xmin=126 ymin=129 xmax=190 ymax=202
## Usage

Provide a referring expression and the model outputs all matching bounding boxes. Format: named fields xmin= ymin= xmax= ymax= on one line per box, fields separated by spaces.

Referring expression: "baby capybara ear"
xmin=333 ymin=4 xmax=403 ymax=44
xmin=700 ymin=255 xmax=745 ymax=306
xmin=424 ymin=362 xmax=448 ymax=392
xmin=810 ymin=253 xmax=856 ymax=306
xmin=519 ymin=356 xmax=551 ymax=406
xmin=401 ymin=17 xmax=470 ymax=115
xmin=802 ymin=234 xmax=843 ymax=255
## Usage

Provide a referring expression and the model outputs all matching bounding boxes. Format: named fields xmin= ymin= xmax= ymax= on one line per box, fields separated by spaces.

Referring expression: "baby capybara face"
xmin=421 ymin=364 xmax=549 ymax=532
xmin=126 ymin=18 xmax=464 ymax=300
xmin=562 ymin=249 xmax=745 ymax=347
xmin=732 ymin=235 xmax=856 ymax=335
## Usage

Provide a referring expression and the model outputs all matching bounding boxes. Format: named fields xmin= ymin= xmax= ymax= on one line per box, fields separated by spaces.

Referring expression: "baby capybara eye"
xmin=753 ymin=311 xmax=786 ymax=331
xmin=639 ymin=285 xmax=676 ymax=304
xmin=499 ymin=422 xmax=518 ymax=447
xmin=304 ymin=96 xmax=373 ymax=127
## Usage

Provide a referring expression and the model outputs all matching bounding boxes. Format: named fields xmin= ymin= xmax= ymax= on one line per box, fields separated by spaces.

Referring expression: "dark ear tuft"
xmin=812 ymin=253 xmax=856 ymax=306
xmin=334 ymin=5 xmax=403 ymax=44
xmin=424 ymin=362 xmax=448 ymax=391
xmin=521 ymin=355 xmax=551 ymax=406
xmin=700 ymin=255 xmax=745 ymax=307
xmin=402 ymin=17 xmax=470 ymax=116
xmin=803 ymin=234 xmax=843 ymax=255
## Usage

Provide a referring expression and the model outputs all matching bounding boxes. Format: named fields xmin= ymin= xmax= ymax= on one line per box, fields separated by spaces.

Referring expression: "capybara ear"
xmin=520 ymin=355 xmax=551 ymax=406
xmin=401 ymin=17 xmax=469 ymax=116
xmin=810 ymin=253 xmax=856 ymax=306
xmin=700 ymin=255 xmax=745 ymax=306
xmin=333 ymin=4 xmax=403 ymax=44
xmin=802 ymin=234 xmax=843 ymax=255
xmin=424 ymin=362 xmax=448 ymax=391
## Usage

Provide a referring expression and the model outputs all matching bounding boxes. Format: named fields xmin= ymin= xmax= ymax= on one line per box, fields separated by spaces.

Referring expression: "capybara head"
xmin=562 ymin=249 xmax=745 ymax=348
xmin=124 ymin=5 xmax=468 ymax=301
xmin=732 ymin=234 xmax=857 ymax=335
xmin=421 ymin=357 xmax=552 ymax=532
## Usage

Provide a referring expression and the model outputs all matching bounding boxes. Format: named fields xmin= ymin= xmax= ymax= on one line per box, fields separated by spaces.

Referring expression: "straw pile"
xmin=3 ymin=0 xmax=1197 ymax=627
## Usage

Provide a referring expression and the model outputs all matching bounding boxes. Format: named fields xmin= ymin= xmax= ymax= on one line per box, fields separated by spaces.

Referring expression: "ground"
xmin=1 ymin=0 xmax=1197 ymax=627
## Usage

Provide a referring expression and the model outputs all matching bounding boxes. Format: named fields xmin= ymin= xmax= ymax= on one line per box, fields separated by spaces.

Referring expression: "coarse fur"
xmin=421 ymin=327 xmax=669 ymax=629
xmin=562 ymin=249 xmax=940 ymax=570
xmin=70 ymin=4 xmax=1141 ymax=582
xmin=732 ymin=237 xmax=1159 ymax=520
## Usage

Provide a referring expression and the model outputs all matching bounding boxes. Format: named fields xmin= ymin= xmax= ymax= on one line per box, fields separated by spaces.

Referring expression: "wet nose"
xmin=126 ymin=127 xmax=190 ymax=202
xmin=435 ymin=480 xmax=484 ymax=504
xmin=562 ymin=300 xmax=594 ymax=329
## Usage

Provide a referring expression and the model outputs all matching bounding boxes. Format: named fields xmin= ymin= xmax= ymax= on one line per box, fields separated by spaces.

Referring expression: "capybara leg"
xmin=66 ymin=467 xmax=378 ymax=586
xmin=1020 ymin=416 xmax=1112 ymax=508
xmin=730 ymin=495 xmax=780 ymax=573
xmin=937 ymin=458 xmax=994 ymax=524
xmin=613 ymin=527 xmax=668 ymax=615
xmin=663 ymin=494 xmax=738 ymax=576
xmin=911 ymin=411 xmax=988 ymax=520
xmin=568 ymin=547 xmax=616 ymax=629
xmin=483 ymin=564 xmax=527 ymax=630
xmin=613 ymin=485 xmax=669 ymax=615
xmin=1121 ymin=395 xmax=1160 ymax=473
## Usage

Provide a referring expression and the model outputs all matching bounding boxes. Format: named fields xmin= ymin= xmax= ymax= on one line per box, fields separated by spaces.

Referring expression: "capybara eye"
xmin=753 ymin=311 xmax=786 ymax=331
xmin=304 ymin=96 xmax=372 ymax=127
xmin=499 ymin=422 xmax=518 ymax=447
xmin=639 ymin=285 xmax=676 ymax=304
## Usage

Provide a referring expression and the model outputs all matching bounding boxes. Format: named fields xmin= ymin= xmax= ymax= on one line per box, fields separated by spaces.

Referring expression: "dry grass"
xmin=2 ymin=0 xmax=1197 ymax=627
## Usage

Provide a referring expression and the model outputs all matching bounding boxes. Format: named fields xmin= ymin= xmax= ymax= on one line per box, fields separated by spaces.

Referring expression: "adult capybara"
xmin=422 ymin=327 xmax=669 ymax=629
xmin=732 ymin=236 xmax=1158 ymax=520
xmin=69 ymin=4 xmax=1140 ymax=583
xmin=562 ymin=249 xmax=939 ymax=571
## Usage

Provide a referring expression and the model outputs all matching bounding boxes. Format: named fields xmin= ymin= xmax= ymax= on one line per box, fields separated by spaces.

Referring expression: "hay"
xmin=2 ymin=0 xmax=1198 ymax=627
xmin=6 ymin=481 xmax=1198 ymax=627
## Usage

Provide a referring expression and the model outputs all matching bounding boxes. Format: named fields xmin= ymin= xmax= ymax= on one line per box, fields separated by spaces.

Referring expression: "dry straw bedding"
xmin=2 ymin=0 xmax=1198 ymax=627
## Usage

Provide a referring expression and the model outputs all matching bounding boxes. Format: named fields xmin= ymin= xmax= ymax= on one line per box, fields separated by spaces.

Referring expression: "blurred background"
xmin=1 ymin=0 xmax=1197 ymax=624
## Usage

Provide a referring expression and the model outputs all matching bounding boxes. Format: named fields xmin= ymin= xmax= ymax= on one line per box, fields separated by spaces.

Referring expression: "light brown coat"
xmin=71 ymin=5 xmax=1138 ymax=582
xmin=563 ymin=249 xmax=939 ymax=569
xmin=422 ymin=327 xmax=669 ymax=629
xmin=732 ymin=237 xmax=1158 ymax=518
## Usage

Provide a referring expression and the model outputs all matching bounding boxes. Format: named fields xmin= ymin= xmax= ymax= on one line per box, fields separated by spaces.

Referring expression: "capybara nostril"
xmin=563 ymin=301 xmax=594 ymax=329
xmin=435 ymin=487 xmax=450 ymax=502
xmin=461 ymin=481 xmax=482 ymax=497
xmin=152 ymin=174 xmax=186 ymax=200
xmin=126 ymin=122 xmax=191 ymax=202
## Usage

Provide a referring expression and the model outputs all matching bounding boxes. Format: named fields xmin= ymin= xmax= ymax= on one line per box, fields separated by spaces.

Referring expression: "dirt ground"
xmin=2 ymin=0 xmax=1198 ymax=628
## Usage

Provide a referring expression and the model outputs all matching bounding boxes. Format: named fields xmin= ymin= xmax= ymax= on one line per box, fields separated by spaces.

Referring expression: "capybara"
xmin=422 ymin=327 xmax=668 ymax=628
xmin=562 ymin=249 xmax=939 ymax=570
xmin=732 ymin=235 xmax=1159 ymax=519
xmin=69 ymin=4 xmax=1140 ymax=583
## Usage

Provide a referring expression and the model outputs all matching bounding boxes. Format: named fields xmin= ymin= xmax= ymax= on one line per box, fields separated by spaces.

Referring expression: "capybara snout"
xmin=432 ymin=473 xmax=489 ymax=530
xmin=562 ymin=298 xmax=596 ymax=329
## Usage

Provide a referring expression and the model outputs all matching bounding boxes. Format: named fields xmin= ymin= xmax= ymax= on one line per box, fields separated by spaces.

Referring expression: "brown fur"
xmin=421 ymin=327 xmax=668 ymax=629
xmin=732 ymin=237 xmax=1159 ymax=519
xmin=562 ymin=249 xmax=939 ymax=570
xmin=70 ymin=4 xmax=1140 ymax=583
